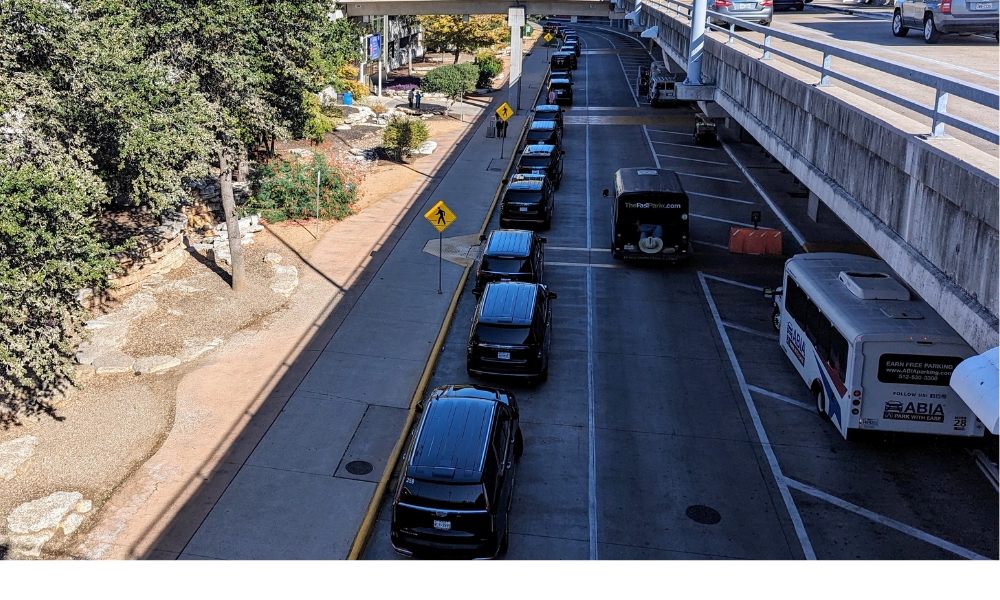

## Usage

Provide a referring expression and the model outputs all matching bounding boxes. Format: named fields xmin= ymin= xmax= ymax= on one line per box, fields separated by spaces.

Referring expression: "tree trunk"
xmin=219 ymin=148 xmax=247 ymax=292
xmin=236 ymin=158 xmax=249 ymax=183
xmin=453 ymin=48 xmax=461 ymax=63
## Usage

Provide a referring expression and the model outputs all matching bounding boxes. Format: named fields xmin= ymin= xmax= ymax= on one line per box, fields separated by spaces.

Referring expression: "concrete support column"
xmin=686 ymin=0 xmax=707 ymax=86
xmin=807 ymin=190 xmax=820 ymax=223
xmin=508 ymin=7 xmax=525 ymax=111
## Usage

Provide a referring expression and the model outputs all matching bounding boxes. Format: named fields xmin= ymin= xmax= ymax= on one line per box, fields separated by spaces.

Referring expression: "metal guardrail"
xmin=642 ymin=0 xmax=1000 ymax=145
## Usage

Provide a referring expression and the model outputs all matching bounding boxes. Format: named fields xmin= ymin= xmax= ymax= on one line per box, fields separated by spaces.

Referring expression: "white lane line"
xmin=643 ymin=126 xmax=662 ymax=169
xmin=584 ymin=34 xmax=598 ymax=562
xmin=689 ymin=191 xmax=754 ymax=205
xmin=618 ymin=56 xmax=641 ymax=108
xmin=697 ymin=271 xmax=816 ymax=560
xmin=701 ymin=273 xmax=765 ymax=292
xmin=692 ymin=239 xmax=730 ymax=250
xmin=784 ymin=478 xmax=990 ymax=561
xmin=722 ymin=321 xmax=780 ymax=341
xmin=548 ymin=261 xmax=623 ymax=269
xmin=547 ymin=246 xmax=611 ymax=252
xmin=654 ymin=153 xmax=730 ymax=166
xmin=747 ymin=385 xmax=813 ymax=412
xmin=720 ymin=141 xmax=807 ymax=248
xmin=652 ymin=140 xmax=721 ymax=151
xmin=691 ymin=212 xmax=764 ymax=228
xmin=645 ymin=129 xmax=689 ymax=136
xmin=677 ymin=172 xmax=742 ymax=183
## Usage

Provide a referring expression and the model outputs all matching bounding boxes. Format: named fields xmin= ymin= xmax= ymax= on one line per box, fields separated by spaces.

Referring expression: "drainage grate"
xmin=345 ymin=460 xmax=374 ymax=475
xmin=685 ymin=504 xmax=722 ymax=525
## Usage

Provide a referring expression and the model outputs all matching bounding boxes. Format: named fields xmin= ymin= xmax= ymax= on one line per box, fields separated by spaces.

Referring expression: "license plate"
xmin=519 ymin=207 xmax=528 ymax=212
xmin=739 ymin=2 xmax=755 ymax=8
xmin=497 ymin=351 xmax=511 ymax=360
xmin=975 ymin=2 xmax=993 ymax=8
xmin=433 ymin=520 xmax=451 ymax=530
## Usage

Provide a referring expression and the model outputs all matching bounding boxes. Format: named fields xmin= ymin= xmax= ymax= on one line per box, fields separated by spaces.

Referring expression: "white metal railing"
xmin=643 ymin=0 xmax=1000 ymax=145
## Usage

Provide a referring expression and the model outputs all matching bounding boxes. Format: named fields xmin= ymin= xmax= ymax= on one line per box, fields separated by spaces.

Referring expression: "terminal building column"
xmin=508 ymin=6 xmax=525 ymax=111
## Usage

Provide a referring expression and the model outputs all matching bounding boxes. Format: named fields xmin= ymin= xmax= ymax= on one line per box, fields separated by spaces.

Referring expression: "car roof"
xmin=550 ymin=78 xmax=571 ymax=85
xmin=409 ymin=396 xmax=497 ymax=483
xmin=485 ymin=229 xmax=533 ymax=257
xmin=529 ymin=120 xmax=557 ymax=130
xmin=535 ymin=104 xmax=561 ymax=112
xmin=523 ymin=144 xmax=556 ymax=155
xmin=614 ymin=168 xmax=686 ymax=196
xmin=478 ymin=282 xmax=538 ymax=326
xmin=506 ymin=178 xmax=544 ymax=191
xmin=552 ymin=51 xmax=572 ymax=56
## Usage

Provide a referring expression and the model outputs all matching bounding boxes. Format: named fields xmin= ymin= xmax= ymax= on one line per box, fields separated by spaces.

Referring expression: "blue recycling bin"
xmin=343 ymin=92 xmax=353 ymax=106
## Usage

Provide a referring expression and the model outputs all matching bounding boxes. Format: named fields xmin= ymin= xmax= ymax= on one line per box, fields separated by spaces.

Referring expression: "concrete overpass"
xmin=343 ymin=1 xmax=616 ymax=17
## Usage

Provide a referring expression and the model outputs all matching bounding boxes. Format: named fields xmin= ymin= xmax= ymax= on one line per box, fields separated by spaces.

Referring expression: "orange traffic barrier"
xmin=729 ymin=227 xmax=782 ymax=255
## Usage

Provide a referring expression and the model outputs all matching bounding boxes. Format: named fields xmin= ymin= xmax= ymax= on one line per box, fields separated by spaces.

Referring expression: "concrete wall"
xmin=646 ymin=9 xmax=999 ymax=352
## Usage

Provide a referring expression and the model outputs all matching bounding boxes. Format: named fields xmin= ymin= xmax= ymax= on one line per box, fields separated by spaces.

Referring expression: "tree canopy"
xmin=418 ymin=15 xmax=509 ymax=63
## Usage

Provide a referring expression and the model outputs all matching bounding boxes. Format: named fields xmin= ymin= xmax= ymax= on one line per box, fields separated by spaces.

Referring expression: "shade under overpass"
xmin=950 ymin=347 xmax=999 ymax=435
xmin=343 ymin=1 xmax=616 ymax=16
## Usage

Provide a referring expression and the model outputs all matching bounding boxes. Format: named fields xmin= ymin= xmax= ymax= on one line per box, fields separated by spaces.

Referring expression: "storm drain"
xmin=685 ymin=505 xmax=722 ymax=525
xmin=345 ymin=460 xmax=374 ymax=475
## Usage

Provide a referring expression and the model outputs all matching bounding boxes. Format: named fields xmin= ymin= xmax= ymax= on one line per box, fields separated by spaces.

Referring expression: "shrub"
xmin=475 ymin=52 xmax=503 ymax=88
xmin=370 ymin=101 xmax=388 ymax=115
xmin=320 ymin=105 xmax=344 ymax=119
xmin=420 ymin=64 xmax=477 ymax=114
xmin=382 ymin=116 xmax=429 ymax=161
xmin=386 ymin=83 xmax=419 ymax=92
xmin=245 ymin=151 xmax=361 ymax=223
xmin=337 ymin=78 xmax=370 ymax=102
xmin=302 ymin=92 xmax=336 ymax=144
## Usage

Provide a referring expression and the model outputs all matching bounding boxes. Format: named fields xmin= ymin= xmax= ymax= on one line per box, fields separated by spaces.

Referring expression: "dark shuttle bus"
xmin=603 ymin=168 xmax=690 ymax=261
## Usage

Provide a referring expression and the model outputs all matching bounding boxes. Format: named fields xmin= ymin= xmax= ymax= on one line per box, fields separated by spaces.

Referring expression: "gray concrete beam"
xmin=344 ymin=1 xmax=615 ymax=17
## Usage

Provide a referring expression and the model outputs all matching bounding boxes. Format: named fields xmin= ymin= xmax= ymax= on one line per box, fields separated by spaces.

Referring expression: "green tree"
xmin=420 ymin=64 xmax=478 ymax=114
xmin=475 ymin=51 xmax=503 ymax=89
xmin=382 ymin=116 xmax=429 ymax=161
xmin=418 ymin=15 xmax=509 ymax=63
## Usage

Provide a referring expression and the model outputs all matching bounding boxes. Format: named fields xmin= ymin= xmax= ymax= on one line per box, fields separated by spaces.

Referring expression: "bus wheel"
xmin=771 ymin=307 xmax=781 ymax=332
xmin=815 ymin=387 xmax=830 ymax=420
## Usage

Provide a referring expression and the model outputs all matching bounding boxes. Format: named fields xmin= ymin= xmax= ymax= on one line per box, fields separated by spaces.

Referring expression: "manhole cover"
xmin=345 ymin=460 xmax=374 ymax=475
xmin=685 ymin=505 xmax=722 ymax=525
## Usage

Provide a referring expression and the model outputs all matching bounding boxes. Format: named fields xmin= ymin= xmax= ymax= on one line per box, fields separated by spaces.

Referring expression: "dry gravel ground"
xmin=0 ymin=107 xmax=485 ymax=560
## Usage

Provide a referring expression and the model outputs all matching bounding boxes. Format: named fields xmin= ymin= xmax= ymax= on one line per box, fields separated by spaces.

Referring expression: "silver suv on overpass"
xmin=892 ymin=0 xmax=1000 ymax=43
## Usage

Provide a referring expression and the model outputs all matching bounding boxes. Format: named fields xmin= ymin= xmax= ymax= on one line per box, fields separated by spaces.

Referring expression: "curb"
xmin=346 ymin=52 xmax=550 ymax=561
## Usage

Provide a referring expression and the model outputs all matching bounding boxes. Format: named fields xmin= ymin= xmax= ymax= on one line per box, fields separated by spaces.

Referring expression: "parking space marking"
xmin=701 ymin=273 xmax=766 ymax=292
xmin=688 ymin=191 xmax=754 ymax=205
xmin=784 ymin=478 xmax=989 ymax=561
xmin=692 ymin=239 xmax=730 ymax=250
xmin=691 ymin=212 xmax=763 ymax=228
xmin=747 ymin=385 xmax=813 ymax=412
xmin=653 ymin=153 xmax=730 ymax=166
xmin=722 ymin=321 xmax=780 ymax=341
xmin=720 ymin=141 xmax=806 ymax=248
xmin=547 ymin=246 xmax=611 ymax=252
xmin=645 ymin=129 xmax=689 ymax=136
xmin=643 ymin=126 xmax=662 ymax=169
xmin=698 ymin=271 xmax=817 ymax=559
xmin=548 ymin=261 xmax=623 ymax=269
xmin=652 ymin=140 xmax=722 ymax=152
xmin=677 ymin=172 xmax=742 ymax=183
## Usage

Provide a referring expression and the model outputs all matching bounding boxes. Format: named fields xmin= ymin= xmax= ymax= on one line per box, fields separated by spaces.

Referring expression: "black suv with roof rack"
xmin=390 ymin=384 xmax=522 ymax=559
xmin=547 ymin=78 xmax=573 ymax=105
xmin=515 ymin=145 xmax=564 ymax=191
xmin=550 ymin=51 xmax=575 ymax=71
xmin=474 ymin=229 xmax=546 ymax=294
xmin=523 ymin=120 xmax=562 ymax=151
xmin=500 ymin=173 xmax=555 ymax=229
xmin=467 ymin=281 xmax=556 ymax=383
xmin=532 ymin=104 xmax=564 ymax=129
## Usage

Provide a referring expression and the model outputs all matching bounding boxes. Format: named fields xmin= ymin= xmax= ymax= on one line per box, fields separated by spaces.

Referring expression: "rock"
xmin=318 ymin=86 xmax=338 ymax=106
xmin=177 ymin=337 xmax=223 ymax=362
xmin=76 ymin=288 xmax=94 ymax=304
xmin=249 ymin=213 xmax=259 ymax=227
xmin=75 ymin=341 xmax=101 ymax=365
xmin=60 ymin=512 xmax=85 ymax=535
xmin=92 ymin=350 xmax=135 ymax=374
xmin=349 ymin=147 xmax=367 ymax=156
xmin=335 ymin=124 xmax=352 ymax=131
xmin=263 ymin=252 xmax=283 ymax=265
xmin=0 ymin=436 xmax=37 ymax=481
xmin=7 ymin=491 xmax=83 ymax=534
xmin=270 ymin=264 xmax=299 ymax=298
xmin=133 ymin=355 xmax=181 ymax=375
xmin=288 ymin=148 xmax=313 ymax=158
xmin=159 ymin=209 xmax=188 ymax=233
xmin=414 ymin=140 xmax=438 ymax=155
xmin=6 ymin=531 xmax=54 ymax=558
xmin=245 ymin=224 xmax=264 ymax=234
xmin=77 ymin=499 xmax=92 ymax=513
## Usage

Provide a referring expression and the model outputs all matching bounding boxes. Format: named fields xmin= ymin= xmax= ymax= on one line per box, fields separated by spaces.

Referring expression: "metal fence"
xmin=641 ymin=0 xmax=1000 ymax=144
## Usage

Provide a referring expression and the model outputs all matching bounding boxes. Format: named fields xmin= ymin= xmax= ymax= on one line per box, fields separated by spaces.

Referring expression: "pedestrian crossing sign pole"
xmin=496 ymin=102 xmax=513 ymax=159
xmin=424 ymin=200 xmax=456 ymax=294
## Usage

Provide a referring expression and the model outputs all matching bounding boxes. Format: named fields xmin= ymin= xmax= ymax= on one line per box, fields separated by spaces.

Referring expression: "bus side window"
xmin=785 ymin=277 xmax=807 ymax=326
xmin=829 ymin=328 xmax=849 ymax=382
xmin=805 ymin=300 xmax=832 ymax=361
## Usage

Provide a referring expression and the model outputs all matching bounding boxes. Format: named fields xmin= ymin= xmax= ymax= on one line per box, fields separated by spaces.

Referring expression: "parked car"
xmin=516 ymin=145 xmax=564 ymax=192
xmin=551 ymin=51 xmax=576 ymax=70
xmin=474 ymin=228 xmax=546 ymax=294
xmin=550 ymin=68 xmax=573 ymax=84
xmin=389 ymin=384 xmax=522 ymax=559
xmin=547 ymin=78 xmax=574 ymax=105
xmin=773 ymin=0 xmax=804 ymax=10
xmin=710 ymin=0 xmax=773 ymax=27
xmin=561 ymin=41 xmax=581 ymax=58
xmin=467 ymin=281 xmax=556 ymax=383
xmin=532 ymin=104 xmax=564 ymax=129
xmin=523 ymin=120 xmax=563 ymax=150
xmin=647 ymin=75 xmax=677 ymax=107
xmin=499 ymin=172 xmax=556 ymax=229
xmin=892 ymin=0 xmax=999 ymax=43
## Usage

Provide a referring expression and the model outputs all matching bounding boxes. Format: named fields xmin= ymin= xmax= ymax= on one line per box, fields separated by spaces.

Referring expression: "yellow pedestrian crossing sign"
xmin=496 ymin=102 xmax=514 ymax=122
xmin=424 ymin=200 xmax=456 ymax=233
xmin=543 ymin=33 xmax=553 ymax=43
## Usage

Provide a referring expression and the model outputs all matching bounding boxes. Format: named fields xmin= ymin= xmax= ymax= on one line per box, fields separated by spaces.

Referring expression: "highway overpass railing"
xmin=644 ymin=0 xmax=1000 ymax=145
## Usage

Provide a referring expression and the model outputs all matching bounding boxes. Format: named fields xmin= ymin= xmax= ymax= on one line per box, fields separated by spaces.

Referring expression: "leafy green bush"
xmin=0 ymin=162 xmax=120 ymax=412
xmin=382 ymin=116 xmax=430 ymax=161
xmin=245 ymin=151 xmax=360 ymax=223
xmin=302 ymin=92 xmax=336 ymax=144
xmin=420 ymin=64 xmax=477 ymax=100
xmin=475 ymin=52 xmax=503 ymax=88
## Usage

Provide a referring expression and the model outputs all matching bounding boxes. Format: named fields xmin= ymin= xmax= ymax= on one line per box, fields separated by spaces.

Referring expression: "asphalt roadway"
xmin=363 ymin=25 xmax=998 ymax=560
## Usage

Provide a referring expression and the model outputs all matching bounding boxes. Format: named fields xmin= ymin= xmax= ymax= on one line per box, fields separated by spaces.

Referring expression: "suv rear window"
xmin=481 ymin=257 xmax=530 ymax=273
xmin=519 ymin=156 xmax=551 ymax=168
xmin=527 ymin=130 xmax=553 ymax=142
xmin=506 ymin=189 xmax=544 ymax=202
xmin=476 ymin=324 xmax=532 ymax=345
xmin=402 ymin=480 xmax=486 ymax=509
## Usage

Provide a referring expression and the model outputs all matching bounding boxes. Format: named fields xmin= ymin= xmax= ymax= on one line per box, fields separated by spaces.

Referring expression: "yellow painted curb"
xmin=347 ymin=54 xmax=551 ymax=561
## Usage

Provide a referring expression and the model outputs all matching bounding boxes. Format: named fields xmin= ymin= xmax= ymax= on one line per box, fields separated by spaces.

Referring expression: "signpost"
xmin=424 ymin=200 xmax=456 ymax=294
xmin=544 ymin=32 xmax=553 ymax=61
xmin=496 ymin=102 xmax=514 ymax=159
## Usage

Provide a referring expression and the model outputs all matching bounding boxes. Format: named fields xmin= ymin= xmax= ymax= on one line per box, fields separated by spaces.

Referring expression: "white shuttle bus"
xmin=772 ymin=253 xmax=984 ymax=439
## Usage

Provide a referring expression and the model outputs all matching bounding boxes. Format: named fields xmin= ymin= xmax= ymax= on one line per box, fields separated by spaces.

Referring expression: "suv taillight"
xmin=761 ymin=0 xmax=773 ymax=5
xmin=714 ymin=0 xmax=733 ymax=6
xmin=941 ymin=0 xmax=951 ymax=12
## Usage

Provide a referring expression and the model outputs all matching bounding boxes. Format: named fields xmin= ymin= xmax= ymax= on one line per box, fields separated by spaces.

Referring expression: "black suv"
xmin=467 ymin=281 xmax=556 ymax=383
xmin=474 ymin=228 xmax=546 ymax=293
xmin=390 ymin=384 xmax=522 ymax=559
xmin=532 ymin=104 xmax=564 ymax=129
xmin=547 ymin=79 xmax=573 ymax=105
xmin=523 ymin=120 xmax=562 ymax=150
xmin=550 ymin=68 xmax=572 ymax=84
xmin=516 ymin=145 xmax=564 ymax=190
xmin=499 ymin=173 xmax=556 ymax=229
xmin=551 ymin=51 xmax=575 ymax=71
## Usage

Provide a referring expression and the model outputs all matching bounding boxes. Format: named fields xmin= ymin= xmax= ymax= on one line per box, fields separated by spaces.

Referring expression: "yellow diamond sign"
xmin=495 ymin=102 xmax=514 ymax=122
xmin=543 ymin=32 xmax=553 ymax=43
xmin=424 ymin=200 xmax=456 ymax=233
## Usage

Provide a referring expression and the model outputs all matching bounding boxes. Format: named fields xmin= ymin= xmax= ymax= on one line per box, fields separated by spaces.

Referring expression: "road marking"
xmin=784 ymin=478 xmax=990 ymax=561
xmin=701 ymin=273 xmax=765 ymax=292
xmin=691 ymin=212 xmax=764 ymax=228
xmin=645 ymin=129 xmax=689 ymax=136
xmin=720 ymin=141 xmax=807 ymax=248
xmin=697 ymin=271 xmax=817 ymax=559
xmin=688 ymin=191 xmax=754 ymax=205
xmin=548 ymin=261 xmax=623 ymax=269
xmin=547 ymin=246 xmax=611 ymax=252
xmin=643 ymin=126 xmax=662 ymax=169
xmin=584 ymin=33 xmax=598 ymax=562
xmin=653 ymin=153 xmax=730 ymax=166
xmin=677 ymin=172 xmax=742 ymax=183
xmin=722 ymin=321 xmax=779 ymax=341
xmin=692 ymin=239 xmax=730 ymax=250
xmin=652 ymin=140 xmax=721 ymax=151
xmin=747 ymin=385 xmax=813 ymax=412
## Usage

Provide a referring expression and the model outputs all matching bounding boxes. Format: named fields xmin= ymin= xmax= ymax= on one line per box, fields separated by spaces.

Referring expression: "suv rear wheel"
xmin=892 ymin=10 xmax=909 ymax=37
xmin=923 ymin=14 xmax=941 ymax=44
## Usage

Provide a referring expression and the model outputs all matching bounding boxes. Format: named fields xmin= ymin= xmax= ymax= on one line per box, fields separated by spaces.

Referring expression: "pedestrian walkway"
xmin=76 ymin=44 xmax=552 ymax=560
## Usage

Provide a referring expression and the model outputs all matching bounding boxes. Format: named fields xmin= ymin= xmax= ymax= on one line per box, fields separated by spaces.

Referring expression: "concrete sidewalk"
xmin=75 ymin=44 xmax=552 ymax=560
